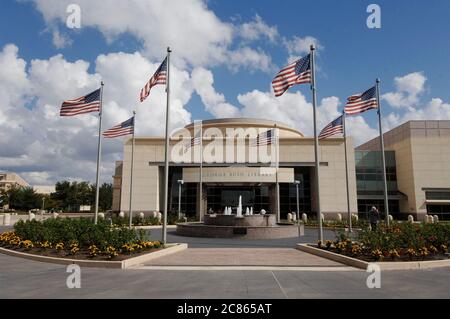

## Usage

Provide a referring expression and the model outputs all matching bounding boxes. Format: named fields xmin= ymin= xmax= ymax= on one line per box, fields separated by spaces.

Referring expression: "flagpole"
xmin=310 ymin=45 xmax=323 ymax=242
xmin=128 ymin=111 xmax=136 ymax=228
xmin=162 ymin=47 xmax=171 ymax=244
xmin=94 ymin=81 xmax=104 ymax=225
xmin=343 ymin=112 xmax=352 ymax=232
xmin=199 ymin=122 xmax=203 ymax=222
xmin=275 ymin=124 xmax=280 ymax=222
xmin=376 ymin=78 xmax=390 ymax=227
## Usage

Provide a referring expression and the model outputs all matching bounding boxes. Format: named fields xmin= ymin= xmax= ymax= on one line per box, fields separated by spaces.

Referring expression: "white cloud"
xmin=384 ymin=97 xmax=450 ymax=129
xmin=0 ymin=44 xmax=194 ymax=185
xmin=283 ymin=36 xmax=322 ymax=64
xmin=51 ymin=28 xmax=72 ymax=49
xmin=31 ymin=0 xmax=285 ymax=74
xmin=31 ymin=0 xmax=232 ymax=68
xmin=382 ymin=72 xmax=426 ymax=108
xmin=191 ymin=67 xmax=240 ymax=118
xmin=238 ymin=14 xmax=278 ymax=43
xmin=226 ymin=47 xmax=274 ymax=73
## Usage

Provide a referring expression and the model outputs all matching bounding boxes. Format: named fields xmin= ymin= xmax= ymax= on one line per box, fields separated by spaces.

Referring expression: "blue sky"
xmin=1 ymin=0 xmax=449 ymax=184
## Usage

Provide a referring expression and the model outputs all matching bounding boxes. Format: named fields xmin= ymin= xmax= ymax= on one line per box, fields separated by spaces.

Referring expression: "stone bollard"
xmin=98 ymin=212 xmax=105 ymax=219
xmin=336 ymin=213 xmax=342 ymax=222
xmin=388 ymin=215 xmax=393 ymax=223
xmin=260 ymin=209 xmax=266 ymax=215
xmin=52 ymin=212 xmax=59 ymax=219
xmin=352 ymin=214 xmax=359 ymax=222
xmin=408 ymin=215 xmax=414 ymax=223
xmin=157 ymin=212 xmax=162 ymax=222
xmin=320 ymin=213 xmax=325 ymax=222
xmin=139 ymin=212 xmax=145 ymax=219
xmin=302 ymin=213 xmax=308 ymax=224
xmin=29 ymin=213 xmax=36 ymax=221
xmin=425 ymin=215 xmax=432 ymax=224
xmin=119 ymin=211 xmax=125 ymax=218
xmin=433 ymin=215 xmax=439 ymax=224
xmin=151 ymin=211 xmax=158 ymax=218
xmin=4 ymin=213 xmax=11 ymax=226
xmin=287 ymin=213 xmax=293 ymax=222
xmin=292 ymin=213 xmax=297 ymax=222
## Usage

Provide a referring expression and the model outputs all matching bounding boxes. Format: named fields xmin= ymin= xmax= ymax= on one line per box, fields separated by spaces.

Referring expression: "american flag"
xmin=102 ymin=116 xmax=134 ymax=138
xmin=60 ymin=88 xmax=101 ymax=116
xmin=250 ymin=129 xmax=275 ymax=146
xmin=272 ymin=54 xmax=311 ymax=97
xmin=319 ymin=115 xmax=344 ymax=140
xmin=344 ymin=86 xmax=378 ymax=115
xmin=140 ymin=57 xmax=167 ymax=102
xmin=184 ymin=130 xmax=201 ymax=151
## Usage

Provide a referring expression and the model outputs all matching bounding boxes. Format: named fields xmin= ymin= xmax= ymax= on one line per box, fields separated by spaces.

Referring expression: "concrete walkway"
xmin=143 ymin=248 xmax=344 ymax=267
xmin=2 ymin=253 xmax=450 ymax=298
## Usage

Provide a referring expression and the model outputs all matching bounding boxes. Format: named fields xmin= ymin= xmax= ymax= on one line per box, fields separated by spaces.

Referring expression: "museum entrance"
xmin=205 ymin=185 xmax=271 ymax=214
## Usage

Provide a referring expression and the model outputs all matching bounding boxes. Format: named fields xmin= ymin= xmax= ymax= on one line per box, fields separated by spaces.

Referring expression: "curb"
xmin=296 ymin=244 xmax=450 ymax=270
xmin=0 ymin=243 xmax=188 ymax=269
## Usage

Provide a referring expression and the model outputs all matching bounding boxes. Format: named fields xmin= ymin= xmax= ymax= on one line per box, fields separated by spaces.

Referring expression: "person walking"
xmin=369 ymin=206 xmax=380 ymax=231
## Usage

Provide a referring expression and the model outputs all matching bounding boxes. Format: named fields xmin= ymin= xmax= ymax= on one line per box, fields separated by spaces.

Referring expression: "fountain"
xmin=236 ymin=196 xmax=243 ymax=217
xmin=177 ymin=195 xmax=300 ymax=239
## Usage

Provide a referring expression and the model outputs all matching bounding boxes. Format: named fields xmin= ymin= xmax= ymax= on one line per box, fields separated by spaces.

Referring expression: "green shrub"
xmin=14 ymin=218 xmax=138 ymax=250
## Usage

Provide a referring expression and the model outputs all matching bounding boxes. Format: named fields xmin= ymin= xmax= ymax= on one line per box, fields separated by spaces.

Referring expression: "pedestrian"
xmin=369 ymin=206 xmax=380 ymax=231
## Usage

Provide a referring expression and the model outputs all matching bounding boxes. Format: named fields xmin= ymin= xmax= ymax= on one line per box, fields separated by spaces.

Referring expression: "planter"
xmin=296 ymin=243 xmax=450 ymax=270
xmin=0 ymin=243 xmax=188 ymax=269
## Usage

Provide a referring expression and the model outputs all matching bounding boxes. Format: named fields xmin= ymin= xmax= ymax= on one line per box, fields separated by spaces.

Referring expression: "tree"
xmin=6 ymin=186 xmax=42 ymax=211
xmin=99 ymin=183 xmax=113 ymax=212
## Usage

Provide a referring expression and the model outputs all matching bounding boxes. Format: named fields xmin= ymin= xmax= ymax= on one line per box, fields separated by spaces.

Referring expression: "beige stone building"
xmin=0 ymin=172 xmax=29 ymax=192
xmin=0 ymin=172 xmax=30 ymax=209
xmin=357 ymin=120 xmax=450 ymax=221
xmin=113 ymin=118 xmax=358 ymax=220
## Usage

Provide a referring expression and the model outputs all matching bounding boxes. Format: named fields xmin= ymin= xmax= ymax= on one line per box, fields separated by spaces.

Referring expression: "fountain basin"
xmin=176 ymin=214 xmax=300 ymax=239
xmin=204 ymin=214 xmax=276 ymax=227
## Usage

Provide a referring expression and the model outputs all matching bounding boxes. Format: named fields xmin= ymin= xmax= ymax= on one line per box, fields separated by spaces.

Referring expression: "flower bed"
xmin=0 ymin=218 xmax=164 ymax=261
xmin=317 ymin=222 xmax=450 ymax=262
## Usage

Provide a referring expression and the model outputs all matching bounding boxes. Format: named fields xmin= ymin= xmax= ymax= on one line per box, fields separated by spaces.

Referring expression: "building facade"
xmin=357 ymin=120 xmax=450 ymax=221
xmin=112 ymin=119 xmax=450 ymax=221
xmin=0 ymin=172 xmax=29 ymax=192
xmin=114 ymin=118 xmax=358 ymax=221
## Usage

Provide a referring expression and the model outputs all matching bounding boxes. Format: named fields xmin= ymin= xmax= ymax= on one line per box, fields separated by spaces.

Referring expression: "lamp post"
xmin=294 ymin=180 xmax=303 ymax=236
xmin=294 ymin=180 xmax=301 ymax=220
xmin=177 ymin=180 xmax=184 ymax=220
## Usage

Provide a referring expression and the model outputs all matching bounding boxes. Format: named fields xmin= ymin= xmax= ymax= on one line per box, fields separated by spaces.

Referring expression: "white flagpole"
xmin=199 ymin=122 xmax=203 ymax=222
xmin=310 ymin=45 xmax=323 ymax=242
xmin=162 ymin=47 xmax=171 ymax=244
xmin=94 ymin=81 xmax=104 ymax=225
xmin=343 ymin=112 xmax=352 ymax=232
xmin=128 ymin=111 xmax=136 ymax=228
xmin=275 ymin=124 xmax=280 ymax=222
xmin=376 ymin=78 xmax=390 ymax=227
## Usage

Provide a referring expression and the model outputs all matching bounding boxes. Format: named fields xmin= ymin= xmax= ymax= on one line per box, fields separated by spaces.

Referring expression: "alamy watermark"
xmin=366 ymin=264 xmax=381 ymax=289
xmin=66 ymin=4 xmax=81 ymax=29
xmin=66 ymin=264 xmax=81 ymax=289
xmin=367 ymin=4 xmax=381 ymax=29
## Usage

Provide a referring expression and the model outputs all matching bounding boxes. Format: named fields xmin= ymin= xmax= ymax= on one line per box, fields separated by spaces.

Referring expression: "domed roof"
xmin=177 ymin=118 xmax=304 ymax=138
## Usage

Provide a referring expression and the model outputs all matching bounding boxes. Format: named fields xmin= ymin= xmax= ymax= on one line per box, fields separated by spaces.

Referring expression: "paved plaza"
xmin=1 ymin=226 xmax=450 ymax=298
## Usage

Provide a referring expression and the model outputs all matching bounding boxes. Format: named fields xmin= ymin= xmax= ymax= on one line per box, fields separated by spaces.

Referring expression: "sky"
xmin=1 ymin=0 xmax=449 ymax=186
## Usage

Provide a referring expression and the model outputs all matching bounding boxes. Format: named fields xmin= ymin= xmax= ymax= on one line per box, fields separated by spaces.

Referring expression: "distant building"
xmin=112 ymin=161 xmax=123 ymax=212
xmin=112 ymin=119 xmax=450 ymax=221
xmin=0 ymin=172 xmax=29 ymax=192
xmin=33 ymin=185 xmax=56 ymax=195
xmin=0 ymin=172 xmax=30 ymax=209
xmin=357 ymin=120 xmax=450 ymax=220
